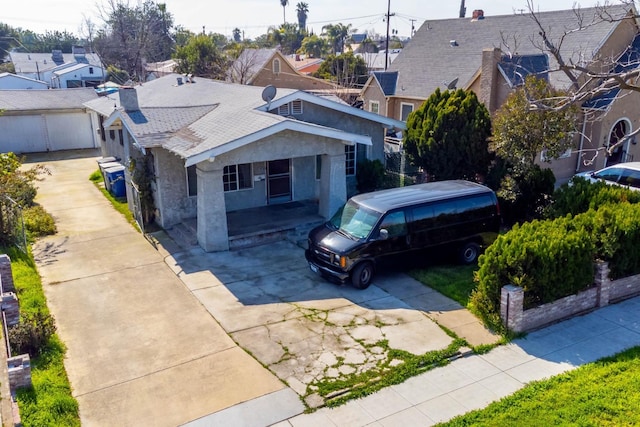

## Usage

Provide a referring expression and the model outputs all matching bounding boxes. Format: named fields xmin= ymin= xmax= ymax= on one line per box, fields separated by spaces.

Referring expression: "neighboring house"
xmin=0 ymin=88 xmax=100 ymax=153
xmin=0 ymin=73 xmax=48 ymax=90
xmin=50 ymin=63 xmax=106 ymax=88
xmin=285 ymin=54 xmax=323 ymax=75
xmin=360 ymin=6 xmax=640 ymax=183
xmin=356 ymin=52 xmax=400 ymax=73
xmin=228 ymin=48 xmax=336 ymax=92
xmin=145 ymin=59 xmax=177 ymax=81
xmin=10 ymin=46 xmax=103 ymax=87
xmin=84 ymin=74 xmax=404 ymax=252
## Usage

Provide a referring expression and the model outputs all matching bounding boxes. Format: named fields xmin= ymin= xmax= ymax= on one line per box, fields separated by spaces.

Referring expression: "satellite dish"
xmin=262 ymin=85 xmax=277 ymax=103
xmin=446 ymin=78 xmax=459 ymax=90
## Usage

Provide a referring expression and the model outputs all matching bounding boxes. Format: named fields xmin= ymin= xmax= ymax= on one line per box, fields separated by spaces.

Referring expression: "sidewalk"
xmin=222 ymin=295 xmax=640 ymax=426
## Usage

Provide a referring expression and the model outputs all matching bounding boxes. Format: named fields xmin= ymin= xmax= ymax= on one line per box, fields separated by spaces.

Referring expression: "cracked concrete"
xmin=158 ymin=237 xmax=500 ymax=407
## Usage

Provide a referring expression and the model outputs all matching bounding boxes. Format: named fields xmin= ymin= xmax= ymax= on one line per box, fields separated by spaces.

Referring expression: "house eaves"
xmin=262 ymin=91 xmax=406 ymax=130
xmin=185 ymin=120 xmax=372 ymax=167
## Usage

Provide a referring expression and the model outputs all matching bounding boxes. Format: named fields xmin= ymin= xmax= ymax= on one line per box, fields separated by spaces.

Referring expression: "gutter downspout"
xmin=576 ymin=112 xmax=588 ymax=172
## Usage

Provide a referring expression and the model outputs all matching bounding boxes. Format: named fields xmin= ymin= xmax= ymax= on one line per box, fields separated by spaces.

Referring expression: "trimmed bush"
xmin=472 ymin=217 xmax=594 ymax=330
xmin=9 ymin=310 xmax=57 ymax=356
xmin=356 ymin=159 xmax=385 ymax=193
xmin=547 ymin=177 xmax=640 ymax=218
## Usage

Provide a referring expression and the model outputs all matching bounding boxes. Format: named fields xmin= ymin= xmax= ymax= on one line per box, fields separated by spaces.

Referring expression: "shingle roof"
xmin=372 ymin=71 xmax=398 ymax=96
xmin=0 ymin=87 xmax=98 ymax=110
xmin=498 ymin=54 xmax=549 ymax=87
xmin=10 ymin=52 xmax=103 ymax=74
xmin=390 ymin=5 xmax=632 ymax=98
xmin=227 ymin=48 xmax=277 ymax=83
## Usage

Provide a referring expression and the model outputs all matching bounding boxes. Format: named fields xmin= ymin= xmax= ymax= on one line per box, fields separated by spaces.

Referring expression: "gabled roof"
xmin=10 ymin=51 xmax=103 ymax=75
xmin=85 ymin=74 xmax=403 ymax=166
xmin=390 ymin=5 xmax=633 ymax=98
xmin=0 ymin=72 xmax=48 ymax=86
xmin=227 ymin=48 xmax=278 ymax=84
xmin=356 ymin=52 xmax=400 ymax=71
xmin=372 ymin=71 xmax=399 ymax=96
xmin=53 ymin=63 xmax=103 ymax=76
xmin=498 ymin=54 xmax=549 ymax=88
xmin=0 ymin=87 xmax=97 ymax=111
xmin=583 ymin=32 xmax=640 ymax=110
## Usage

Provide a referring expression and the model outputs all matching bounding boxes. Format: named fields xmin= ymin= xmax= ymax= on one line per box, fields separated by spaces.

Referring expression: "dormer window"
xmin=273 ymin=58 xmax=281 ymax=75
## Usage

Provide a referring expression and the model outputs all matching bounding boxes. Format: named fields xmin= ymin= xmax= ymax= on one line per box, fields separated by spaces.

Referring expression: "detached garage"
xmin=0 ymin=88 xmax=100 ymax=154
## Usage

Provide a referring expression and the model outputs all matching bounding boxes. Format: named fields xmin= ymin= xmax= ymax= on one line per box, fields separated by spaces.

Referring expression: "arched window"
xmin=272 ymin=59 xmax=281 ymax=75
xmin=606 ymin=119 xmax=631 ymax=166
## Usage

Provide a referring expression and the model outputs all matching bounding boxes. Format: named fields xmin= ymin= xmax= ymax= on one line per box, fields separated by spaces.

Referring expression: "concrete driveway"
xmin=28 ymin=151 xmax=299 ymax=426
xmin=158 ymin=234 xmax=498 ymax=410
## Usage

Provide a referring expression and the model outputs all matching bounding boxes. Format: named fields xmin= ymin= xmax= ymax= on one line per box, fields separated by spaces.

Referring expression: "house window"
xmin=223 ymin=163 xmax=253 ymax=192
xmin=400 ymin=103 xmax=414 ymax=121
xmin=345 ymin=145 xmax=356 ymax=176
xmin=118 ymin=129 xmax=124 ymax=146
xmin=109 ymin=130 xmax=115 ymax=140
xmin=273 ymin=59 xmax=281 ymax=74
xmin=187 ymin=165 xmax=197 ymax=197
xmin=316 ymin=155 xmax=322 ymax=180
xmin=370 ymin=101 xmax=380 ymax=114
xmin=89 ymin=67 xmax=94 ymax=74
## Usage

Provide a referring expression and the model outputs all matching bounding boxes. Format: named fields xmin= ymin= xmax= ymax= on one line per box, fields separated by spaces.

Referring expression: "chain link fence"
xmin=0 ymin=196 xmax=27 ymax=253
xmin=383 ymin=138 xmax=424 ymax=188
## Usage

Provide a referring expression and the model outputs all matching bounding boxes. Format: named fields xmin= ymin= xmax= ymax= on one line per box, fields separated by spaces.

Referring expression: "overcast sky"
xmin=4 ymin=0 xmax=608 ymax=40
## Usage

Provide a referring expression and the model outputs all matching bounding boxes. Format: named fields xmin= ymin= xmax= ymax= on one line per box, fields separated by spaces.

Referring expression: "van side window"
xmin=411 ymin=205 xmax=434 ymax=231
xmin=379 ymin=211 xmax=407 ymax=237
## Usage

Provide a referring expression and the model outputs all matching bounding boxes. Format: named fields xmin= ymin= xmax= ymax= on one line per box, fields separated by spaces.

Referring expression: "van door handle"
xmin=406 ymin=235 xmax=411 ymax=245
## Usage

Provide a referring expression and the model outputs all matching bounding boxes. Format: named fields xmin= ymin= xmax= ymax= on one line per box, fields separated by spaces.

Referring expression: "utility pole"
xmin=384 ymin=0 xmax=395 ymax=71
xmin=459 ymin=0 xmax=466 ymax=18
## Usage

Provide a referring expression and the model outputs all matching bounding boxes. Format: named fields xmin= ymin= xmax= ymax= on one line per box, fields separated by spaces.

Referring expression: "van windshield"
xmin=329 ymin=200 xmax=381 ymax=240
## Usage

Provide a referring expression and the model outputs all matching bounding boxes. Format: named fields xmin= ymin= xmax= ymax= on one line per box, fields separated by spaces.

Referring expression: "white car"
xmin=574 ymin=162 xmax=640 ymax=190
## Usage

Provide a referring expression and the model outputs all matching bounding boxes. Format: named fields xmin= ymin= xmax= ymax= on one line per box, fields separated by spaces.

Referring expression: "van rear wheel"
xmin=352 ymin=262 xmax=374 ymax=289
xmin=460 ymin=242 xmax=480 ymax=264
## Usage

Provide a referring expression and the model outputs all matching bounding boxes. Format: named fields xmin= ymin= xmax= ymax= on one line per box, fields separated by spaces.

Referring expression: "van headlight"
xmin=330 ymin=254 xmax=348 ymax=269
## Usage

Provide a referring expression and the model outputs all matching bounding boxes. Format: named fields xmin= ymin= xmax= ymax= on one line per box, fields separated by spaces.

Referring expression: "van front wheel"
xmin=352 ymin=262 xmax=374 ymax=289
xmin=460 ymin=242 xmax=480 ymax=264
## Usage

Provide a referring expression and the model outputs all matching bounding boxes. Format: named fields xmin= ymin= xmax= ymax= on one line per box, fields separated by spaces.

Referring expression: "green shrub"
xmin=547 ymin=177 xmax=640 ymax=219
xmin=497 ymin=165 xmax=555 ymax=225
xmin=472 ymin=217 xmax=594 ymax=330
xmin=23 ymin=205 xmax=56 ymax=238
xmin=89 ymin=169 xmax=103 ymax=182
xmin=356 ymin=159 xmax=385 ymax=193
xmin=9 ymin=310 xmax=57 ymax=356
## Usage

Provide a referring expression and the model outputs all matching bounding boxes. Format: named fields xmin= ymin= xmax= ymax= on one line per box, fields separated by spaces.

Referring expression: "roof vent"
xmin=51 ymin=50 xmax=64 ymax=65
xmin=177 ymin=77 xmax=183 ymax=85
xmin=472 ymin=9 xmax=485 ymax=20
xmin=450 ymin=40 xmax=459 ymax=47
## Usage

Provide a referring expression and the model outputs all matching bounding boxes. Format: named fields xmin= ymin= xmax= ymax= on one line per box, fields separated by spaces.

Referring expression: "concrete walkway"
xmin=28 ymin=150 xmax=301 ymax=426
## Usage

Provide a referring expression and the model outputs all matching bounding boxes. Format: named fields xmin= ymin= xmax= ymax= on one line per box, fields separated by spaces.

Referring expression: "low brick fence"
xmin=501 ymin=261 xmax=640 ymax=333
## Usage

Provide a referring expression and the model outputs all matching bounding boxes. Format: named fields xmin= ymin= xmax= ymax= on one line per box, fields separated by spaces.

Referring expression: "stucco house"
xmin=360 ymin=5 xmax=640 ymax=184
xmin=84 ymin=74 xmax=404 ymax=252
xmin=9 ymin=46 xmax=103 ymax=88
xmin=50 ymin=63 xmax=106 ymax=88
xmin=0 ymin=88 xmax=100 ymax=153
xmin=0 ymin=73 xmax=48 ymax=90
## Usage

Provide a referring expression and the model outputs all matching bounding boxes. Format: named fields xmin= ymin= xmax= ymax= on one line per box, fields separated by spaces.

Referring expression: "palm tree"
xmin=296 ymin=2 xmax=309 ymax=31
xmin=322 ymin=23 xmax=352 ymax=54
xmin=280 ymin=0 xmax=289 ymax=24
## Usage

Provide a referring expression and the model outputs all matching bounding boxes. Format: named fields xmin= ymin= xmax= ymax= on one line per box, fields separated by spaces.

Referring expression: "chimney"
xmin=119 ymin=87 xmax=139 ymax=112
xmin=479 ymin=48 xmax=501 ymax=113
xmin=177 ymin=77 xmax=183 ymax=85
xmin=472 ymin=10 xmax=485 ymax=20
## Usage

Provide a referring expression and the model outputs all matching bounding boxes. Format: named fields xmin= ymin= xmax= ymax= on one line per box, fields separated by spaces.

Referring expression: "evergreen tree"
xmin=403 ymin=89 xmax=492 ymax=181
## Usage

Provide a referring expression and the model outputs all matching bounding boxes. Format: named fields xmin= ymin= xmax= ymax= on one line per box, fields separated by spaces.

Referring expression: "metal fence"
xmin=383 ymin=137 xmax=423 ymax=187
xmin=0 ymin=196 xmax=27 ymax=253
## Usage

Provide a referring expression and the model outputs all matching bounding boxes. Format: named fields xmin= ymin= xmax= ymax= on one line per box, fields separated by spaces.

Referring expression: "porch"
xmin=166 ymin=200 xmax=325 ymax=251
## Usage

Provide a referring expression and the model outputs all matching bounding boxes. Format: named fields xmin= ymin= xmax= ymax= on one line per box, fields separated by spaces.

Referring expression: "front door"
xmin=267 ymin=159 xmax=292 ymax=204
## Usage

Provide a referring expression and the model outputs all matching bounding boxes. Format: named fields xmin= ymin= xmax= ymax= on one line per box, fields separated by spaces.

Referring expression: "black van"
xmin=305 ymin=180 xmax=500 ymax=289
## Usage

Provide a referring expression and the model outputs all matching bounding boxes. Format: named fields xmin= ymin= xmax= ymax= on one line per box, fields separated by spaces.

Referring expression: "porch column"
xmin=196 ymin=164 xmax=229 ymax=252
xmin=319 ymin=151 xmax=347 ymax=219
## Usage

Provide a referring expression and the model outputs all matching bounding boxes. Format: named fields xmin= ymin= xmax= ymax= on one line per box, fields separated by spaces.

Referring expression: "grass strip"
xmin=90 ymin=169 xmax=139 ymax=231
xmin=1 ymin=247 xmax=80 ymax=427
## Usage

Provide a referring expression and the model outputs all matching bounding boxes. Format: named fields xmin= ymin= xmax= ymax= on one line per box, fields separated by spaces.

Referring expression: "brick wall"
xmin=0 ymin=255 xmax=15 ymax=293
xmin=7 ymin=355 xmax=31 ymax=390
xmin=502 ymin=261 xmax=640 ymax=333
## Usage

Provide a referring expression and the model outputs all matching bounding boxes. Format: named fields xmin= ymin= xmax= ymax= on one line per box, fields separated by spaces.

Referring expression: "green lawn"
xmin=440 ymin=346 xmax=640 ymax=426
xmin=1 ymin=247 xmax=80 ymax=427
xmin=408 ymin=264 xmax=477 ymax=307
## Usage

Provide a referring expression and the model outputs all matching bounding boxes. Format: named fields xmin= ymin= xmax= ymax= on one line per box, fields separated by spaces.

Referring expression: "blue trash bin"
xmin=104 ymin=165 xmax=126 ymax=198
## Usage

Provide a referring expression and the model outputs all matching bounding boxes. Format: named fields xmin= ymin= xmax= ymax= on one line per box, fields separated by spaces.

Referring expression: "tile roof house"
xmin=84 ymin=74 xmax=404 ymax=251
xmin=360 ymin=5 xmax=640 ymax=183
xmin=0 ymin=88 xmax=100 ymax=153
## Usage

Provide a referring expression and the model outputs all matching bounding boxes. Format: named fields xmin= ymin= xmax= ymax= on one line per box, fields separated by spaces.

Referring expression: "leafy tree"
xmin=403 ymin=89 xmax=492 ymax=182
xmin=0 ymin=23 xmax=18 ymax=58
xmin=322 ymin=23 xmax=352 ymax=54
xmin=280 ymin=0 xmax=289 ymax=24
xmin=267 ymin=23 xmax=303 ymax=55
xmin=299 ymin=34 xmax=328 ymax=58
xmin=173 ymin=34 xmax=227 ymax=79
xmin=94 ymin=0 xmax=175 ymax=80
xmin=491 ymin=76 xmax=579 ymax=173
xmin=296 ymin=2 xmax=309 ymax=30
xmin=174 ymin=25 xmax=195 ymax=48
xmin=314 ymin=52 xmax=368 ymax=87
xmin=106 ymin=64 xmax=130 ymax=84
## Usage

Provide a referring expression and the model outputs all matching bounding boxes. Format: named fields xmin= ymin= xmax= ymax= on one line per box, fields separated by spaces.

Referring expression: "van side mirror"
xmin=378 ymin=229 xmax=389 ymax=240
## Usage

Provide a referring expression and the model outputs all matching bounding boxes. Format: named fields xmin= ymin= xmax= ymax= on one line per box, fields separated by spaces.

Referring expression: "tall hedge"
xmin=471 ymin=217 xmax=595 ymax=330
